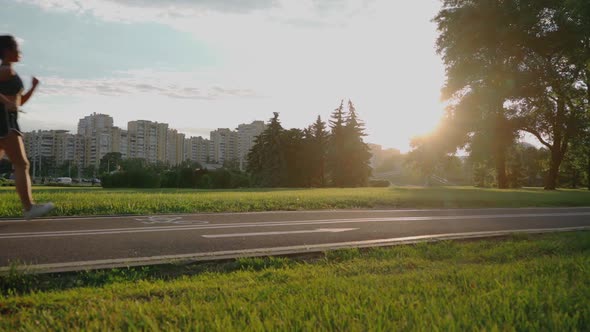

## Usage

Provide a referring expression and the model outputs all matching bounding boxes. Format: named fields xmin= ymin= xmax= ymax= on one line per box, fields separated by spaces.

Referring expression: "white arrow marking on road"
xmin=202 ymin=228 xmax=358 ymax=238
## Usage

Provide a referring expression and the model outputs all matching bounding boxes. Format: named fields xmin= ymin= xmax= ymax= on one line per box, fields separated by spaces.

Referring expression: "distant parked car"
xmin=56 ymin=177 xmax=72 ymax=184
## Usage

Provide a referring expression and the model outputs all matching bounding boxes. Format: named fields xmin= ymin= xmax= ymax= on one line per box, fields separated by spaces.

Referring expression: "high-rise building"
xmin=24 ymin=130 xmax=85 ymax=177
xmin=77 ymin=113 xmax=114 ymax=167
xmin=185 ymin=136 xmax=210 ymax=165
xmin=157 ymin=123 xmax=168 ymax=163
xmin=77 ymin=113 xmax=113 ymax=137
xmin=166 ymin=129 xmax=186 ymax=166
xmin=210 ymin=128 xmax=238 ymax=165
xmin=24 ymin=130 xmax=59 ymax=171
xmin=127 ymin=120 xmax=168 ymax=164
xmin=111 ymin=127 xmax=128 ymax=159
xmin=55 ymin=131 xmax=85 ymax=166
xmin=237 ymin=120 xmax=266 ymax=170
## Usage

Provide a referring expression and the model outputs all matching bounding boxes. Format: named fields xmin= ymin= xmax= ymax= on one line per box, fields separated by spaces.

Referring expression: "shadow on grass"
xmin=0 ymin=256 xmax=300 ymax=296
xmin=2 ymin=231 xmax=588 ymax=296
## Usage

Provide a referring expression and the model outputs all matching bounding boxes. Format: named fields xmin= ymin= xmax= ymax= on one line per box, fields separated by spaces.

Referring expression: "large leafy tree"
xmin=511 ymin=0 xmax=590 ymax=189
xmin=99 ymin=152 xmax=123 ymax=175
xmin=434 ymin=0 xmax=527 ymax=188
xmin=432 ymin=0 xmax=590 ymax=190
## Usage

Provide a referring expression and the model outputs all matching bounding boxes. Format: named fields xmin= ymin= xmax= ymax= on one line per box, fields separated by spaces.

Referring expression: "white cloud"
xmin=36 ymin=73 xmax=259 ymax=100
xmin=15 ymin=0 xmax=361 ymax=25
xmin=15 ymin=0 xmax=447 ymax=151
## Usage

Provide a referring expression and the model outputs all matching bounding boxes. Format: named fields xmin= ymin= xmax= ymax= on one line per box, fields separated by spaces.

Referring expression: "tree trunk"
xmin=545 ymin=149 xmax=564 ymax=190
xmin=587 ymin=151 xmax=590 ymax=191
xmin=492 ymin=107 xmax=510 ymax=189
xmin=545 ymin=161 xmax=559 ymax=190
xmin=495 ymin=146 xmax=508 ymax=189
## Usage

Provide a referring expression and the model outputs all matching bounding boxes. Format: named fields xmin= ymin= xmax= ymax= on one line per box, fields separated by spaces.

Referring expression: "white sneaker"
xmin=23 ymin=203 xmax=55 ymax=220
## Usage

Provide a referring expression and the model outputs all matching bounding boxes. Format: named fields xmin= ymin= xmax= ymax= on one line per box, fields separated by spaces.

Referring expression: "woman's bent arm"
xmin=20 ymin=77 xmax=39 ymax=105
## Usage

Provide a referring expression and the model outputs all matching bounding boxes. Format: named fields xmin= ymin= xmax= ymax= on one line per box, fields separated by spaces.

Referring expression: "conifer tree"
xmin=310 ymin=115 xmax=329 ymax=187
xmin=247 ymin=112 xmax=285 ymax=187
xmin=327 ymin=100 xmax=346 ymax=186
xmin=343 ymin=100 xmax=372 ymax=186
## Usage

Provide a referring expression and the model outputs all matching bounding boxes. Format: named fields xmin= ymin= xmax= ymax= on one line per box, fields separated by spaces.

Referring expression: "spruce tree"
xmin=343 ymin=100 xmax=372 ymax=187
xmin=310 ymin=115 xmax=329 ymax=187
xmin=246 ymin=112 xmax=285 ymax=187
xmin=281 ymin=128 xmax=306 ymax=187
xmin=327 ymin=100 xmax=346 ymax=187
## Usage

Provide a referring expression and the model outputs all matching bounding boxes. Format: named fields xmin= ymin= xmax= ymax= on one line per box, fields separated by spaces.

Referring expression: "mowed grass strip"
xmin=0 ymin=186 xmax=589 ymax=217
xmin=0 ymin=232 xmax=588 ymax=330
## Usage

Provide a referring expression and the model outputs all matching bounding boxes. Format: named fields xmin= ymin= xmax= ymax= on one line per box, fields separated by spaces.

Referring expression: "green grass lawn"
xmin=1 ymin=231 xmax=588 ymax=330
xmin=0 ymin=186 xmax=589 ymax=217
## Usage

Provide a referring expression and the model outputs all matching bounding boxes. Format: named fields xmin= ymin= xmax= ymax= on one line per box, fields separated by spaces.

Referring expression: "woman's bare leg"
xmin=2 ymin=131 xmax=33 ymax=211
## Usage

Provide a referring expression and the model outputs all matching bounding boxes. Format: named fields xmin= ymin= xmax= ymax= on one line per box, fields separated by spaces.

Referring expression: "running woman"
xmin=0 ymin=35 xmax=54 ymax=219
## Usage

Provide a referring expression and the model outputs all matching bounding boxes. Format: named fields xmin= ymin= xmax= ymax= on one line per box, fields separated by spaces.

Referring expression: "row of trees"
xmin=98 ymin=100 xmax=373 ymax=189
xmin=411 ymin=0 xmax=590 ymax=190
xmin=387 ymin=142 xmax=587 ymax=189
xmin=247 ymin=100 xmax=372 ymax=187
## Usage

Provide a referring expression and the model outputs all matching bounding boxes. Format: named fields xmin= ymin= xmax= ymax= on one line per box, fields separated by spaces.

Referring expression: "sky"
xmin=1 ymin=0 xmax=446 ymax=152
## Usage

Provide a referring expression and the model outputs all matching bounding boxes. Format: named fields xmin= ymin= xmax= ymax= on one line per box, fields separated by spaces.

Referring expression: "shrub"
xmin=368 ymin=179 xmax=390 ymax=187
xmin=101 ymin=169 xmax=161 ymax=188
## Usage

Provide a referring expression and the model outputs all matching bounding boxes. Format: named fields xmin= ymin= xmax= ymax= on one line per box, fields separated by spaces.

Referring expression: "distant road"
xmin=1 ymin=207 xmax=589 ymax=273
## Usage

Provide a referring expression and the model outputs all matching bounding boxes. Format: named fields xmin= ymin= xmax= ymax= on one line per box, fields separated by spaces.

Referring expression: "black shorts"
xmin=0 ymin=106 xmax=22 ymax=138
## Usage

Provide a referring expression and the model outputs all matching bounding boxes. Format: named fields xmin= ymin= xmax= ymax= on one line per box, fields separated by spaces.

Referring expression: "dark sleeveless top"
xmin=0 ymin=71 xmax=24 ymax=138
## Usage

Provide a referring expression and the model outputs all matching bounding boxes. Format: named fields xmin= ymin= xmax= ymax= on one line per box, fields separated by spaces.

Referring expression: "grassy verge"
xmin=1 ymin=231 xmax=588 ymax=330
xmin=0 ymin=186 xmax=589 ymax=217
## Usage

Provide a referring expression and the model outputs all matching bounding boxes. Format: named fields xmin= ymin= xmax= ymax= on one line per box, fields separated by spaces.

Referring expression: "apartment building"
xmin=236 ymin=120 xmax=266 ymax=170
xmin=77 ymin=113 xmax=114 ymax=167
xmin=23 ymin=130 xmax=85 ymax=176
xmin=127 ymin=120 xmax=168 ymax=164
xmin=111 ymin=127 xmax=128 ymax=159
xmin=184 ymin=136 xmax=210 ymax=165
xmin=209 ymin=128 xmax=238 ymax=165
xmin=166 ymin=129 xmax=186 ymax=166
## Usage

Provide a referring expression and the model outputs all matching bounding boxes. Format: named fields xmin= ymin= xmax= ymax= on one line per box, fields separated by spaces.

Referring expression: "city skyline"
xmin=23 ymin=112 xmax=268 ymax=174
xmin=30 ymin=111 xmax=267 ymax=147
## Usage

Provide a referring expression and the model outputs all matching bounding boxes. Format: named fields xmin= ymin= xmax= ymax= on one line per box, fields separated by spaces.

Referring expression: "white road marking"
xmin=135 ymin=216 xmax=184 ymax=224
xmin=135 ymin=216 xmax=209 ymax=225
xmin=0 ymin=211 xmax=589 ymax=239
xmin=202 ymin=228 xmax=358 ymax=238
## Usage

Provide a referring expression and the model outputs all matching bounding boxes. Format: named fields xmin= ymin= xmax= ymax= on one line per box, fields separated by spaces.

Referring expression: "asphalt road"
xmin=1 ymin=207 xmax=589 ymax=273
